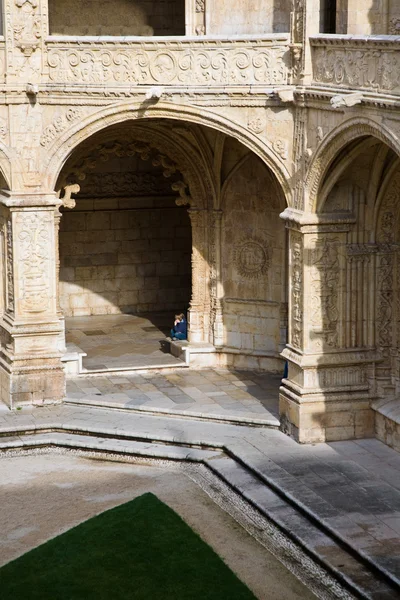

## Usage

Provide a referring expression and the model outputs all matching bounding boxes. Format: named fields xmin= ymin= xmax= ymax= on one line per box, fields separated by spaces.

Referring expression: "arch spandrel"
xmin=43 ymin=101 xmax=292 ymax=208
xmin=305 ymin=117 xmax=400 ymax=214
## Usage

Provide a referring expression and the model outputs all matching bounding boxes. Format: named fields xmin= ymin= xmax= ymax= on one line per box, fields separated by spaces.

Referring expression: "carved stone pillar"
xmin=186 ymin=0 xmax=206 ymax=36
xmin=0 ymin=192 xmax=65 ymax=408
xmin=291 ymin=0 xmax=320 ymax=84
xmin=54 ymin=206 xmax=66 ymax=353
xmin=280 ymin=210 xmax=377 ymax=443
xmin=210 ymin=209 xmax=224 ymax=347
xmin=188 ymin=208 xmax=209 ymax=343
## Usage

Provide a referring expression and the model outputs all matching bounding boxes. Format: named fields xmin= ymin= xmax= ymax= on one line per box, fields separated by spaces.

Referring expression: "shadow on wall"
xmin=49 ymin=0 xmax=185 ymax=36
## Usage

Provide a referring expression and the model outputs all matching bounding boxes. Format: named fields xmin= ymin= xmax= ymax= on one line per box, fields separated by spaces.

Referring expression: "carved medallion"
xmin=234 ymin=238 xmax=270 ymax=279
xmin=150 ymin=52 xmax=177 ymax=83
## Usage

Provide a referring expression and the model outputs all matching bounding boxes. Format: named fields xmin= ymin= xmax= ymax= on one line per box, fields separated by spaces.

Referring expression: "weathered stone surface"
xmin=0 ymin=1 xmax=398 ymax=448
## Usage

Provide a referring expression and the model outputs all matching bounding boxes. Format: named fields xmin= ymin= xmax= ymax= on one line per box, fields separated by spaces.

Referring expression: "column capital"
xmin=280 ymin=207 xmax=355 ymax=233
xmin=0 ymin=191 xmax=61 ymax=208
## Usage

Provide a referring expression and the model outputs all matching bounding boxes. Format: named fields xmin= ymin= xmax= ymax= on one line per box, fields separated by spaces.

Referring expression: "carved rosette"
xmin=290 ymin=230 xmax=303 ymax=349
xmin=14 ymin=211 xmax=55 ymax=317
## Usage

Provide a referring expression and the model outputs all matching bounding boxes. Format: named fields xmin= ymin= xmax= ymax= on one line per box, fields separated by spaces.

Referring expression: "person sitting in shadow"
xmin=170 ymin=313 xmax=187 ymax=341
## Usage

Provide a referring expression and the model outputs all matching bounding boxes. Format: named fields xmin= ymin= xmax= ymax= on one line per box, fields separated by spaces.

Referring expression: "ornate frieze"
xmin=304 ymin=366 xmax=367 ymax=389
xmin=45 ymin=38 xmax=289 ymax=87
xmin=311 ymin=37 xmax=400 ymax=94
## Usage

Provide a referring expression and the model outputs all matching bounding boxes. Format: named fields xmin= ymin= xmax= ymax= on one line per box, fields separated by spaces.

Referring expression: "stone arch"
xmin=55 ymin=121 xmax=215 ymax=210
xmin=44 ymin=101 xmax=291 ymax=207
xmin=305 ymin=117 xmax=400 ymax=213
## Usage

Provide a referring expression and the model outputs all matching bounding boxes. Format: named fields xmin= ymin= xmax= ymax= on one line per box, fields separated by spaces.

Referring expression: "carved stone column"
xmin=0 ymin=192 xmax=65 ymax=408
xmin=188 ymin=208 xmax=209 ymax=343
xmin=210 ymin=209 xmax=224 ymax=347
xmin=186 ymin=0 xmax=206 ymax=36
xmin=291 ymin=0 xmax=320 ymax=84
xmin=280 ymin=210 xmax=377 ymax=443
xmin=54 ymin=206 xmax=66 ymax=353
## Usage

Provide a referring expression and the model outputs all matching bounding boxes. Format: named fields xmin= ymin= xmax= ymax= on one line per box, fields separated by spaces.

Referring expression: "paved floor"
xmin=66 ymin=313 xmax=184 ymax=371
xmin=0 ymin=401 xmax=399 ymax=594
xmin=66 ymin=369 xmax=281 ymax=425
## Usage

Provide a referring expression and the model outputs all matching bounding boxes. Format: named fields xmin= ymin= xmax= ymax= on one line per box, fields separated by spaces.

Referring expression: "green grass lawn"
xmin=0 ymin=492 xmax=257 ymax=599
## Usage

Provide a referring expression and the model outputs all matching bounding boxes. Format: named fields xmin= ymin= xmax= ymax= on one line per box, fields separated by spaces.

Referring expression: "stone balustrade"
xmin=311 ymin=35 xmax=400 ymax=95
xmin=43 ymin=35 xmax=290 ymax=89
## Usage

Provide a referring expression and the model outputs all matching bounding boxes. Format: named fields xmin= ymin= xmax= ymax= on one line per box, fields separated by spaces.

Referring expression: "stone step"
xmin=0 ymin=425 xmax=398 ymax=599
xmin=64 ymin=395 xmax=280 ymax=427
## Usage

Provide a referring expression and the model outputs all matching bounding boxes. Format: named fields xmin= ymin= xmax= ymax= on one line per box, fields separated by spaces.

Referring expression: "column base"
xmin=279 ymin=387 xmax=374 ymax=443
xmin=280 ymin=346 xmax=378 ymax=443
xmin=0 ymin=360 xmax=65 ymax=409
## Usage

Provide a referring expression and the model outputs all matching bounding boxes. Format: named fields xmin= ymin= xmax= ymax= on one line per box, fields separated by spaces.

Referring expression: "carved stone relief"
xmin=309 ymin=237 xmax=340 ymax=350
xmin=6 ymin=219 xmax=14 ymax=315
xmin=46 ymin=41 xmax=289 ymax=86
xmin=290 ymin=230 xmax=303 ymax=349
xmin=65 ymin=140 xmax=192 ymax=206
xmin=40 ymin=107 xmax=84 ymax=149
xmin=312 ymin=40 xmax=400 ymax=94
xmin=16 ymin=211 xmax=53 ymax=315
xmin=233 ymin=237 xmax=271 ymax=279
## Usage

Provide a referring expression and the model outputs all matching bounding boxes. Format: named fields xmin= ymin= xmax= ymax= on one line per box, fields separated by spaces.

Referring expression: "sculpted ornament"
xmin=17 ymin=212 xmax=52 ymax=314
xmin=13 ymin=0 xmax=41 ymax=57
xmin=389 ymin=18 xmax=400 ymax=35
xmin=248 ymin=117 xmax=265 ymax=134
xmin=47 ymin=42 xmax=288 ymax=86
xmin=40 ymin=107 xmax=84 ymax=149
xmin=310 ymin=238 xmax=340 ymax=349
xmin=273 ymin=139 xmax=288 ymax=160
xmin=312 ymin=41 xmax=400 ymax=93
xmin=290 ymin=231 xmax=303 ymax=349
xmin=66 ymin=140 xmax=193 ymax=207
xmin=234 ymin=237 xmax=270 ymax=279
xmin=60 ymin=183 xmax=80 ymax=209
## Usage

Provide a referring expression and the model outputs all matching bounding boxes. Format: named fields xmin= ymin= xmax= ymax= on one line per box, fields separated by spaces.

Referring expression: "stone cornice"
xmin=310 ymin=34 xmax=400 ymax=49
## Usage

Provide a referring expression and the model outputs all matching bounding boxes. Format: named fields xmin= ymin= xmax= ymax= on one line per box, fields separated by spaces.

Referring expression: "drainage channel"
xmin=0 ymin=429 xmax=398 ymax=600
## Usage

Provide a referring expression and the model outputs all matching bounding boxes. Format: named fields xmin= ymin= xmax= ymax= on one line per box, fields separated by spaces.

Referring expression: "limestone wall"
xmin=221 ymin=153 xmax=286 ymax=356
xmin=207 ymin=0 xmax=291 ymax=35
xmin=59 ymin=201 xmax=191 ymax=316
xmin=49 ymin=0 xmax=185 ymax=36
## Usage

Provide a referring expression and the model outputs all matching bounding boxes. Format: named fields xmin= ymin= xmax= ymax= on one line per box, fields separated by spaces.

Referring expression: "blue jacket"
xmin=174 ymin=319 xmax=187 ymax=337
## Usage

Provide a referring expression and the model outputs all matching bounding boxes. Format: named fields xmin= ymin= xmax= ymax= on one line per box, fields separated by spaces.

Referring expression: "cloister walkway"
xmin=66 ymin=369 xmax=281 ymax=426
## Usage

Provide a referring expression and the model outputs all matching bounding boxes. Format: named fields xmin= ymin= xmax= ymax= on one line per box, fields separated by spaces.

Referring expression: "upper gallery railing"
xmin=43 ymin=35 xmax=290 ymax=88
xmin=310 ymin=35 xmax=400 ymax=95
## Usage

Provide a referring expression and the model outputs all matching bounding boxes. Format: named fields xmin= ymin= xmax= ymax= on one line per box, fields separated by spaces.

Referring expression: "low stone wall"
xmin=59 ymin=204 xmax=191 ymax=316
